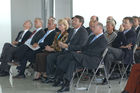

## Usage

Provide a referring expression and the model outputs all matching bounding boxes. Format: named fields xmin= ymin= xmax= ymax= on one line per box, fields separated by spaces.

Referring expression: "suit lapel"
xmin=89 ymin=35 xmax=103 ymax=46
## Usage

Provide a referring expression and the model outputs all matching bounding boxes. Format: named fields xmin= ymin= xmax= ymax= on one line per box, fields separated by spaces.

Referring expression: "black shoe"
xmin=41 ymin=77 xmax=55 ymax=84
xmin=57 ymin=86 xmax=70 ymax=93
xmin=121 ymin=90 xmax=129 ymax=93
xmin=0 ymin=71 xmax=9 ymax=77
xmin=13 ymin=74 xmax=25 ymax=79
xmin=52 ymin=80 xmax=63 ymax=87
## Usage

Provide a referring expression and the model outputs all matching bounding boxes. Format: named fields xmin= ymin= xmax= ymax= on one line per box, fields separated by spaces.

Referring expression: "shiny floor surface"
xmin=0 ymin=76 xmax=126 ymax=93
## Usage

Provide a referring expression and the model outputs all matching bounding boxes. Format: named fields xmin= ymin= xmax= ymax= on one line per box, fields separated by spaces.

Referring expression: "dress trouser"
xmin=0 ymin=43 xmax=17 ymax=72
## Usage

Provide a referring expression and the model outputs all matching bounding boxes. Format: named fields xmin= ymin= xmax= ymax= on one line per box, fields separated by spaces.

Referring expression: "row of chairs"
xmin=70 ymin=43 xmax=138 ymax=92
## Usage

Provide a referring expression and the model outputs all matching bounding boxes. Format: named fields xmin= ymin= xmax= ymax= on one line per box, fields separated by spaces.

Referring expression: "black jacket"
xmin=112 ymin=29 xmax=137 ymax=64
xmin=15 ymin=30 xmax=32 ymax=46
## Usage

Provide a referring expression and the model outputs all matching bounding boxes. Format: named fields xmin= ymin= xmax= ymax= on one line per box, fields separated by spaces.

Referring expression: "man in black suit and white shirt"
xmin=9 ymin=18 xmax=45 ymax=78
xmin=0 ymin=20 xmax=32 ymax=76
xmin=43 ymin=15 xmax=88 ymax=83
xmin=13 ymin=17 xmax=58 ymax=78
xmin=54 ymin=22 xmax=108 ymax=93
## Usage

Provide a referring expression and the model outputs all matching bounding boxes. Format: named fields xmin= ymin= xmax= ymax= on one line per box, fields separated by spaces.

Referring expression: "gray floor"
xmin=0 ymin=75 xmax=127 ymax=93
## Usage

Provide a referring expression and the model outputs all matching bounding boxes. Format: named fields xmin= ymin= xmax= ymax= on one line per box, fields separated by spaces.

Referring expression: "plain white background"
xmin=73 ymin=0 xmax=139 ymax=29
xmin=0 ymin=0 xmax=11 ymax=53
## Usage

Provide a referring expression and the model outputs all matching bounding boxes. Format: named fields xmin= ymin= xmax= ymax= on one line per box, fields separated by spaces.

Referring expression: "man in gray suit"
xmin=54 ymin=22 xmax=108 ymax=93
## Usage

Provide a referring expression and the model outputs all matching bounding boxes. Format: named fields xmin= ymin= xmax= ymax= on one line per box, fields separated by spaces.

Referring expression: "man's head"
xmin=23 ymin=20 xmax=32 ymax=30
xmin=90 ymin=15 xmax=99 ymax=22
xmin=72 ymin=15 xmax=84 ymax=29
xmin=47 ymin=17 xmax=57 ymax=30
xmin=90 ymin=22 xmax=103 ymax=35
xmin=106 ymin=20 xmax=116 ymax=34
xmin=34 ymin=18 xmax=43 ymax=29
xmin=133 ymin=16 xmax=139 ymax=28
xmin=122 ymin=17 xmax=133 ymax=30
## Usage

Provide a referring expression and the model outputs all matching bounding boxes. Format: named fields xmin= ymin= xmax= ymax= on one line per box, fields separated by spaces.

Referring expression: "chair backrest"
xmin=133 ymin=44 xmax=138 ymax=53
xmin=102 ymin=48 xmax=108 ymax=59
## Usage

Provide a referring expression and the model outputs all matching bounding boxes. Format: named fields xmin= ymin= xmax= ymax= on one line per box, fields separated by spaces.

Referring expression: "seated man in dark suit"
xmin=43 ymin=15 xmax=88 ymax=83
xmin=13 ymin=17 xmax=58 ymax=78
xmin=9 ymin=18 xmax=46 ymax=78
xmin=0 ymin=20 xmax=32 ymax=76
xmin=104 ymin=17 xmax=137 ymax=74
xmin=54 ymin=22 xmax=108 ymax=93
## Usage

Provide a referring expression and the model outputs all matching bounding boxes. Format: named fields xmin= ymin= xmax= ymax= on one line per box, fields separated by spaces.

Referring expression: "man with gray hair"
xmin=0 ymin=20 xmax=32 ymax=76
xmin=10 ymin=18 xmax=45 ymax=78
xmin=54 ymin=22 xmax=108 ymax=93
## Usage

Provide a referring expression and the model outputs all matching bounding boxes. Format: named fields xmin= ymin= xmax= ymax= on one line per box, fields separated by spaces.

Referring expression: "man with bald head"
xmin=86 ymin=15 xmax=99 ymax=35
xmin=0 ymin=20 xmax=32 ymax=76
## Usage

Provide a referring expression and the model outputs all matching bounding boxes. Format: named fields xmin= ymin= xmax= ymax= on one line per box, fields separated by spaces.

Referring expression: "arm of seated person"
xmin=120 ymin=43 xmax=132 ymax=50
xmin=12 ymin=41 xmax=18 ymax=45
xmin=58 ymin=41 xmax=68 ymax=49
xmin=45 ymin=45 xmax=55 ymax=52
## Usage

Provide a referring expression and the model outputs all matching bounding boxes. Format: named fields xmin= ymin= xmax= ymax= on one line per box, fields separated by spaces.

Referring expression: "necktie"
xmin=70 ymin=29 xmax=77 ymax=41
xmin=29 ymin=30 xmax=36 ymax=38
xmin=38 ymin=30 xmax=50 ymax=43
xmin=90 ymin=36 xmax=97 ymax=44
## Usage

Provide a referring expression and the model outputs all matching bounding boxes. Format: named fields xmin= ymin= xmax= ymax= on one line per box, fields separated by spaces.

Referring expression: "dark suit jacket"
xmin=66 ymin=26 xmax=88 ymax=51
xmin=15 ymin=31 xmax=32 ymax=46
xmin=30 ymin=29 xmax=45 ymax=45
xmin=72 ymin=34 xmax=108 ymax=69
xmin=112 ymin=29 xmax=137 ymax=64
xmin=135 ymin=26 xmax=140 ymax=36
xmin=39 ymin=30 xmax=57 ymax=49
xmin=86 ymin=27 xmax=92 ymax=35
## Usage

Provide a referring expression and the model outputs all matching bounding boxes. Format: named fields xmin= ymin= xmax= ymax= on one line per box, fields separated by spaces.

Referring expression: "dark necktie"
xmin=29 ymin=30 xmax=36 ymax=38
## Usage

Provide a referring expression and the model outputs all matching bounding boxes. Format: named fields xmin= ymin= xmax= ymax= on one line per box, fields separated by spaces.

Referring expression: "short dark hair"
xmin=123 ymin=17 xmax=133 ymax=24
xmin=133 ymin=16 xmax=139 ymax=20
xmin=74 ymin=15 xmax=84 ymax=25
xmin=97 ymin=22 xmax=103 ymax=29
xmin=96 ymin=16 xmax=99 ymax=21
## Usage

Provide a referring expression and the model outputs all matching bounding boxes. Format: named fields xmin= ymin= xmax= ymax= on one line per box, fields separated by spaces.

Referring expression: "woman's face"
xmin=106 ymin=23 xmax=114 ymax=34
xmin=58 ymin=23 xmax=65 ymax=32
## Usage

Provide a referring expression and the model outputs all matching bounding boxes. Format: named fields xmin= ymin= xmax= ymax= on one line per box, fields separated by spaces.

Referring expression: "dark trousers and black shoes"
xmin=0 ymin=43 xmax=17 ymax=76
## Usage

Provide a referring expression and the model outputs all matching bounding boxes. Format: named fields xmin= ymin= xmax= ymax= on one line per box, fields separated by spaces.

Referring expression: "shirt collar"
xmin=36 ymin=27 xmax=42 ymax=32
xmin=48 ymin=29 xmax=55 ymax=32
xmin=124 ymin=29 xmax=131 ymax=34
xmin=95 ymin=32 xmax=103 ymax=38
xmin=135 ymin=25 xmax=139 ymax=30
xmin=24 ymin=29 xmax=29 ymax=32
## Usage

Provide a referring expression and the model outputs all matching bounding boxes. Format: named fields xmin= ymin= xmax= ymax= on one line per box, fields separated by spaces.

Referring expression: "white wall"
xmin=73 ymin=0 xmax=140 ymax=29
xmin=11 ymin=0 xmax=42 ymax=41
xmin=0 ymin=0 xmax=11 ymax=53
xmin=54 ymin=0 xmax=72 ymax=21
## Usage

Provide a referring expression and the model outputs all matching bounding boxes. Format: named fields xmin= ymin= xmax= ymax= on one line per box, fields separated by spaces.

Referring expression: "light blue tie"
xmin=38 ymin=31 xmax=50 ymax=43
xmin=90 ymin=36 xmax=97 ymax=44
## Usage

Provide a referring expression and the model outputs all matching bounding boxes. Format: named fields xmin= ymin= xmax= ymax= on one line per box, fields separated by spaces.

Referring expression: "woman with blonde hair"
xmin=33 ymin=19 xmax=69 ymax=80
